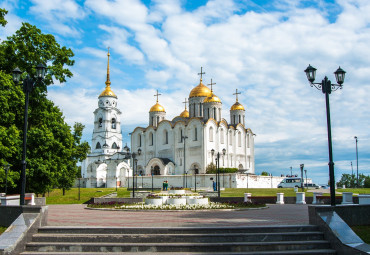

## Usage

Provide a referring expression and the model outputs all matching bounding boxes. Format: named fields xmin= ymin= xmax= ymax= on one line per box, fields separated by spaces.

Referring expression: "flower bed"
xmin=145 ymin=198 xmax=163 ymax=206
xmin=166 ymin=197 xmax=187 ymax=205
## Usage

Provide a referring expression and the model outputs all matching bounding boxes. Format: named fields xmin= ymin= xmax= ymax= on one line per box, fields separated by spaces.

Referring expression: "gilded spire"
xmin=99 ymin=47 xmax=117 ymax=98
xmin=105 ymin=47 xmax=111 ymax=87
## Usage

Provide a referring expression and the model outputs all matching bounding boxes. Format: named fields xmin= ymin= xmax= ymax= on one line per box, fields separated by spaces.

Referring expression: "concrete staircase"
xmin=20 ymin=225 xmax=336 ymax=254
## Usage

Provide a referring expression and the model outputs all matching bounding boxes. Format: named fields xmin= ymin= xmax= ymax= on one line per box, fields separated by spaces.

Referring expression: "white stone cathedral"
xmin=81 ymin=53 xmax=256 ymax=189
xmin=131 ymin=69 xmax=255 ymax=180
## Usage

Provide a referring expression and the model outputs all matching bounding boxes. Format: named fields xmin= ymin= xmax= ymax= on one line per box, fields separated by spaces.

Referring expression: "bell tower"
xmin=91 ymin=48 xmax=122 ymax=155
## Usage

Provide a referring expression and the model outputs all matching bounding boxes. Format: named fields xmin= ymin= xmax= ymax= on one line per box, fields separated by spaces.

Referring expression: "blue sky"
xmin=1 ymin=0 xmax=370 ymax=185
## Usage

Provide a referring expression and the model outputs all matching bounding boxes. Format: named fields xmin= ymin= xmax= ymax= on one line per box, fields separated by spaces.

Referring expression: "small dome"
xmin=204 ymin=93 xmax=221 ymax=103
xmin=180 ymin=109 xmax=189 ymax=118
xmin=230 ymin=101 xmax=245 ymax=111
xmin=150 ymin=102 xmax=166 ymax=112
xmin=99 ymin=85 xmax=117 ymax=98
xmin=189 ymin=81 xmax=212 ymax=98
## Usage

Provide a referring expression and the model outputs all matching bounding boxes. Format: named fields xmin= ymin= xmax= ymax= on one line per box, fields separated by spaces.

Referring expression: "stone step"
xmin=32 ymin=231 xmax=325 ymax=243
xmin=20 ymin=250 xmax=337 ymax=255
xmin=37 ymin=225 xmax=320 ymax=234
xmin=25 ymin=240 xmax=332 ymax=253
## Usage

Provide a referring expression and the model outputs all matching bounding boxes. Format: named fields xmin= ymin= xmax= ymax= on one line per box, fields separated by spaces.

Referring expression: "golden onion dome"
xmin=230 ymin=101 xmax=245 ymax=111
xmin=150 ymin=102 xmax=166 ymax=112
xmin=204 ymin=93 xmax=221 ymax=103
xmin=180 ymin=109 xmax=189 ymax=118
xmin=189 ymin=80 xmax=212 ymax=98
xmin=99 ymin=85 xmax=117 ymax=98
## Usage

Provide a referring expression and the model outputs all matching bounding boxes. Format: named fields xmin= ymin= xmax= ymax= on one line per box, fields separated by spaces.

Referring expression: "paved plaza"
xmin=47 ymin=204 xmax=309 ymax=227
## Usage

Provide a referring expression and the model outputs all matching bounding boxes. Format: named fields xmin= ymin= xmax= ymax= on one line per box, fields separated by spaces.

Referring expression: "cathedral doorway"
xmin=153 ymin=165 xmax=160 ymax=175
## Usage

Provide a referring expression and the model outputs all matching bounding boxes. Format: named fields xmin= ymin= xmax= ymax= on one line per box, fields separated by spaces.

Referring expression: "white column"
xmin=312 ymin=192 xmax=323 ymax=204
xmin=276 ymin=193 xmax=284 ymax=204
xmin=341 ymin=192 xmax=353 ymax=204
xmin=296 ymin=192 xmax=306 ymax=204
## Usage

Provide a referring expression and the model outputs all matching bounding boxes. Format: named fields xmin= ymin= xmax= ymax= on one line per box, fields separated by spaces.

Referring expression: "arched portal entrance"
xmin=153 ymin=165 xmax=160 ymax=175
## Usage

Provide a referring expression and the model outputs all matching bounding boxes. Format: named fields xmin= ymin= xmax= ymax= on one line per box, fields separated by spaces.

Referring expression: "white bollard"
xmin=341 ymin=192 xmax=353 ymax=204
xmin=358 ymin=194 xmax=370 ymax=205
xmin=244 ymin=193 xmax=252 ymax=203
xmin=25 ymin=193 xmax=35 ymax=205
xmin=296 ymin=192 xmax=306 ymax=204
xmin=276 ymin=193 xmax=284 ymax=204
xmin=312 ymin=192 xmax=323 ymax=204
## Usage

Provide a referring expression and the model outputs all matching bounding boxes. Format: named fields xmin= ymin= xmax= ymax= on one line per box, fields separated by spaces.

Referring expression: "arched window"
xmin=150 ymin=132 xmax=153 ymax=146
xmin=247 ymin=134 xmax=250 ymax=148
xmin=98 ymin=118 xmax=103 ymax=127
xmin=239 ymin=115 xmax=241 ymax=123
xmin=194 ymin=127 xmax=197 ymax=141
xmin=151 ymin=117 xmax=154 ymax=126
xmin=179 ymin=129 xmax=183 ymax=143
xmin=209 ymin=127 xmax=214 ymax=142
xmin=157 ymin=116 xmax=159 ymax=125
xmin=220 ymin=129 xmax=224 ymax=144
xmin=213 ymin=108 xmax=216 ymax=119
xmin=233 ymin=115 xmax=236 ymax=124
xmin=138 ymin=134 xmax=142 ymax=147
xmin=207 ymin=108 xmax=210 ymax=119
xmin=96 ymin=142 xmax=101 ymax=149
xmin=164 ymin=130 xmax=168 ymax=144
xmin=238 ymin=132 xmax=242 ymax=147
xmin=112 ymin=118 xmax=116 ymax=129
xmin=112 ymin=142 xmax=118 ymax=149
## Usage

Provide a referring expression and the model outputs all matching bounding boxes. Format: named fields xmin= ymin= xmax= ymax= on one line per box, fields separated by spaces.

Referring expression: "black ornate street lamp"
xmin=222 ymin=148 xmax=226 ymax=188
xmin=151 ymin=166 xmax=154 ymax=192
xmin=182 ymin=135 xmax=188 ymax=187
xmin=12 ymin=64 xmax=46 ymax=205
xmin=354 ymin=136 xmax=359 ymax=187
xmin=194 ymin=167 xmax=198 ymax=192
xmin=131 ymin=152 xmax=136 ymax=197
xmin=300 ymin=164 xmax=304 ymax=192
xmin=304 ymin=64 xmax=346 ymax=206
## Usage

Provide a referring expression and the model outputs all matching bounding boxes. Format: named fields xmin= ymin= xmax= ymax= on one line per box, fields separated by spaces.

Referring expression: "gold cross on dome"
xmin=233 ymin=89 xmax=241 ymax=102
xmin=182 ymin=98 xmax=188 ymax=110
xmin=208 ymin=79 xmax=216 ymax=92
xmin=154 ymin=90 xmax=161 ymax=103
xmin=198 ymin=67 xmax=205 ymax=81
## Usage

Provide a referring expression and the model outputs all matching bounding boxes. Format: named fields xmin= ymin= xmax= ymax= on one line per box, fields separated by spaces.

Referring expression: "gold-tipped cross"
xmin=106 ymin=47 xmax=111 ymax=86
xmin=233 ymin=89 xmax=241 ymax=102
xmin=154 ymin=89 xmax=162 ymax=103
xmin=198 ymin=67 xmax=205 ymax=81
xmin=208 ymin=79 xmax=216 ymax=92
xmin=182 ymin=98 xmax=188 ymax=110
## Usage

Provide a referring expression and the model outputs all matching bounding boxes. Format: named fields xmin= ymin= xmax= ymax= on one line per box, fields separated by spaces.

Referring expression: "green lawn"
xmin=337 ymin=188 xmax=370 ymax=195
xmin=45 ymin=188 xmax=130 ymax=204
xmin=351 ymin=225 xmax=370 ymax=244
xmin=0 ymin=226 xmax=7 ymax=235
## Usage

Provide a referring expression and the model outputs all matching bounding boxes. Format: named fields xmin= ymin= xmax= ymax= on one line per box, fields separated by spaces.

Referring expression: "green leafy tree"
xmin=261 ymin=171 xmax=269 ymax=176
xmin=0 ymin=8 xmax=8 ymax=27
xmin=206 ymin=163 xmax=216 ymax=173
xmin=0 ymin=13 xmax=89 ymax=196
xmin=364 ymin=176 xmax=370 ymax=188
xmin=337 ymin=174 xmax=356 ymax=188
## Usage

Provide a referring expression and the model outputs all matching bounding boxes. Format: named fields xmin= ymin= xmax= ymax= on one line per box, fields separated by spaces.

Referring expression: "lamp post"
xmin=182 ymin=135 xmax=188 ymax=187
xmin=185 ymin=171 xmax=188 ymax=188
xmin=304 ymin=169 xmax=307 ymax=189
xmin=290 ymin=166 xmax=292 ymax=176
xmin=132 ymin=152 xmax=136 ymax=197
xmin=12 ymin=64 xmax=46 ymax=205
xmin=116 ymin=176 xmax=118 ymax=191
xmin=194 ymin=167 xmax=198 ymax=192
xmin=300 ymin=164 xmax=304 ymax=192
xmin=137 ymin=148 xmax=141 ymax=190
xmin=4 ymin=164 xmax=10 ymax=195
xmin=222 ymin=148 xmax=226 ymax=188
xmin=127 ymin=169 xmax=129 ymax=190
xmin=354 ymin=136 xmax=359 ymax=187
xmin=304 ymin=64 xmax=346 ymax=206
xmin=216 ymin=152 xmax=221 ymax=198
xmin=78 ymin=176 xmax=81 ymax=201
xmin=151 ymin=166 xmax=154 ymax=192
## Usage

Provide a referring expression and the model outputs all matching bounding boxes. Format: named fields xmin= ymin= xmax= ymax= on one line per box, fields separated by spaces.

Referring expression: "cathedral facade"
xmin=81 ymin=52 xmax=255 ymax=188
xmin=131 ymin=73 xmax=255 ymax=179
